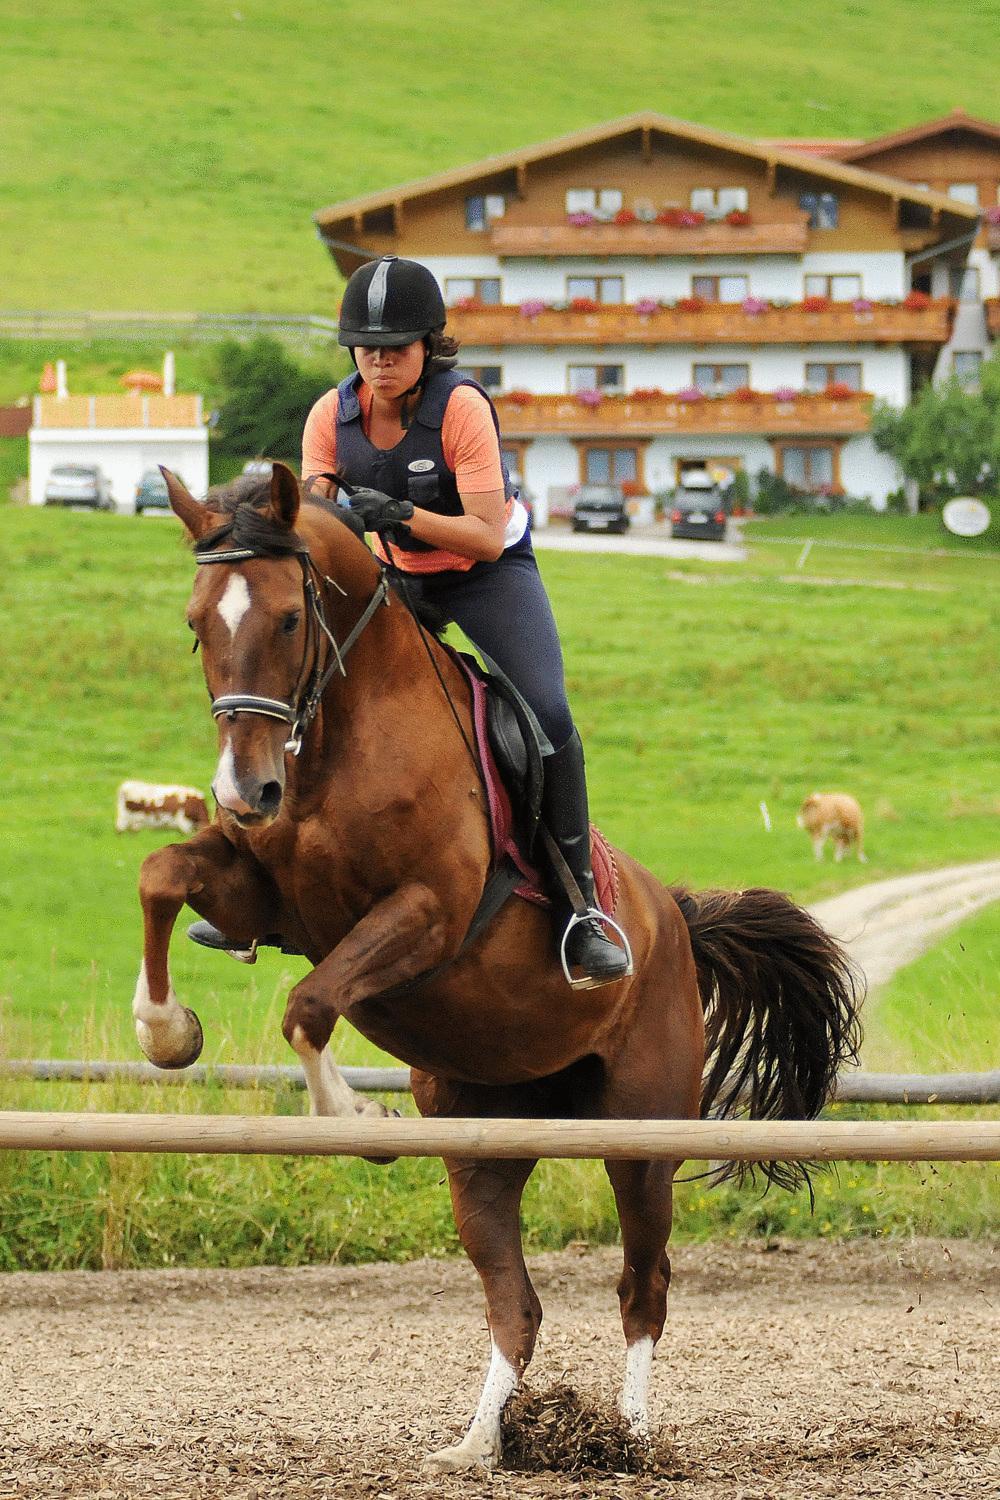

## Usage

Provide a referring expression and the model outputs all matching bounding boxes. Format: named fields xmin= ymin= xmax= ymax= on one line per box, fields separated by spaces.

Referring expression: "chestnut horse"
xmin=134 ymin=464 xmax=861 ymax=1473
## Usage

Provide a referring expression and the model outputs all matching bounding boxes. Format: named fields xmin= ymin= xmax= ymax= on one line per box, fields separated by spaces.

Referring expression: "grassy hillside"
xmin=4 ymin=0 xmax=1000 ymax=311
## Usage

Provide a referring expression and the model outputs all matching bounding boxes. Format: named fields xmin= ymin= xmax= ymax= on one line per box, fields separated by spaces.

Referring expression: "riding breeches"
xmin=394 ymin=541 xmax=576 ymax=751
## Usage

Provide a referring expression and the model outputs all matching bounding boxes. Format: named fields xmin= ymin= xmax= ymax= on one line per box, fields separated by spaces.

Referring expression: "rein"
xmin=195 ymin=525 xmax=390 ymax=755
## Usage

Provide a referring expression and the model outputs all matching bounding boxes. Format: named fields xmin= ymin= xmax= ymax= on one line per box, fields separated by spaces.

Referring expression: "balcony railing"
xmin=490 ymin=220 xmax=810 ymax=258
xmin=448 ymin=299 xmax=955 ymax=348
xmin=491 ymin=391 xmax=874 ymax=437
xmin=986 ymin=298 xmax=1000 ymax=338
xmin=33 ymin=394 xmax=203 ymax=429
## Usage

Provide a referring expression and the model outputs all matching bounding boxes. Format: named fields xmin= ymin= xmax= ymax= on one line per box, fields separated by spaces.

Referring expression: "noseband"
xmin=195 ymin=533 xmax=390 ymax=755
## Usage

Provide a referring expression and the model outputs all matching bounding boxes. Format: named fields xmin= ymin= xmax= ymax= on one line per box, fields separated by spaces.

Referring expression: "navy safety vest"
xmin=333 ymin=368 xmax=513 ymax=554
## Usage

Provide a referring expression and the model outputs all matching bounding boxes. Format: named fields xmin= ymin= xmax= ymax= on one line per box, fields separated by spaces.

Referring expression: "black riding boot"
xmin=541 ymin=731 xmax=631 ymax=988
xmin=186 ymin=921 xmax=303 ymax=960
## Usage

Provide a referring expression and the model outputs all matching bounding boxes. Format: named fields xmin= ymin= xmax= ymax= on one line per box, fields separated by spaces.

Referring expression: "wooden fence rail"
xmin=1 ymin=1112 xmax=998 ymax=1161
xmin=3 ymin=1059 xmax=1000 ymax=1105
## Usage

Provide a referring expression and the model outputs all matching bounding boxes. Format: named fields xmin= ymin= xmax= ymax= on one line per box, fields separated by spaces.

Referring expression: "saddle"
xmin=453 ymin=650 xmax=619 ymax=916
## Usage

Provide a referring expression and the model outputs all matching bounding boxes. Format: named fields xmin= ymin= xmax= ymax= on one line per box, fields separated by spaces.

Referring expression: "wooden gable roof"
xmin=836 ymin=109 xmax=1000 ymax=163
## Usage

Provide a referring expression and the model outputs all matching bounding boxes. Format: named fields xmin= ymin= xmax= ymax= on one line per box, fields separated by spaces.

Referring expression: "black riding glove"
xmin=348 ymin=488 xmax=415 ymax=532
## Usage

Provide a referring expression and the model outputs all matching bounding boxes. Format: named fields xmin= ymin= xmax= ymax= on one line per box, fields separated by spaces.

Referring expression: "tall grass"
xmin=4 ymin=1 xmax=1000 ymax=310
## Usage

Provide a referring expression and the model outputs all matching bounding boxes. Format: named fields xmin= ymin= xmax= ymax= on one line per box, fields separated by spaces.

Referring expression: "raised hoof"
xmin=152 ymin=1008 xmax=205 ymax=1070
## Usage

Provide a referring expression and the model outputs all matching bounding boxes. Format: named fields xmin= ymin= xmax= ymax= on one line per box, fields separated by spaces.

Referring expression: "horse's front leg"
xmin=135 ymin=826 xmax=279 ymax=1068
xmin=281 ymin=881 xmax=448 ymax=1120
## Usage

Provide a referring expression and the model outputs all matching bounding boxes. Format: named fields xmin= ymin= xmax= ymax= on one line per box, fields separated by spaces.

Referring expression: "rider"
xmin=195 ymin=256 xmax=629 ymax=988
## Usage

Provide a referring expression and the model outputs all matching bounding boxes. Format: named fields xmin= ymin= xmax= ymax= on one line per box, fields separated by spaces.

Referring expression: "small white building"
xmin=29 ymin=361 xmax=208 ymax=512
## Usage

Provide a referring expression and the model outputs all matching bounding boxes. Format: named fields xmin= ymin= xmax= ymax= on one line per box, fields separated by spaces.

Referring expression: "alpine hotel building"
xmin=313 ymin=111 xmax=1000 ymax=517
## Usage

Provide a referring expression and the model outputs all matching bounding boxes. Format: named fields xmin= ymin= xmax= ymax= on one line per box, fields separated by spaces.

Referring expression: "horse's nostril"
xmin=259 ymin=781 xmax=283 ymax=815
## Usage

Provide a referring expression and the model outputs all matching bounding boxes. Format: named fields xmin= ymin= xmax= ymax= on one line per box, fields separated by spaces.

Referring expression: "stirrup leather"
xmin=559 ymin=908 xmax=634 ymax=991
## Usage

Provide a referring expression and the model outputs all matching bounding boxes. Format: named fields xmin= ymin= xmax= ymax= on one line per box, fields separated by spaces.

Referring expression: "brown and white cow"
xmin=796 ymin=792 xmax=866 ymax=863
xmin=115 ymin=780 xmax=210 ymax=834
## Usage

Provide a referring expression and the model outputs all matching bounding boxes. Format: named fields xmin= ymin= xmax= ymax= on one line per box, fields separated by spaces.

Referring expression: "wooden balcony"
xmin=986 ymin=299 xmax=1000 ymax=338
xmin=449 ymin=300 xmax=956 ymax=348
xmin=490 ymin=220 xmax=809 ymax=258
xmin=492 ymin=391 xmax=874 ymax=439
xmin=34 ymin=394 xmax=203 ymax=429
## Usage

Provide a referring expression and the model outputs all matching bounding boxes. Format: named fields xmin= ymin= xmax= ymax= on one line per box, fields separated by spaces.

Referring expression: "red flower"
xmin=614 ymin=209 xmax=639 ymax=226
xmin=729 ymin=386 xmax=762 ymax=403
xmin=725 ymin=209 xmax=752 ymax=227
xmin=504 ymin=389 xmax=535 ymax=405
xmin=569 ymin=296 xmax=601 ymax=313
xmin=903 ymin=290 xmax=932 ymax=311
xmin=628 ymin=386 xmax=665 ymax=402
xmin=655 ymin=208 xmax=705 ymax=228
xmin=677 ymin=295 xmax=707 ymax=313
xmin=800 ymin=295 xmax=831 ymax=313
xmin=824 ymin=381 xmax=860 ymax=400
xmin=454 ymin=296 xmax=482 ymax=312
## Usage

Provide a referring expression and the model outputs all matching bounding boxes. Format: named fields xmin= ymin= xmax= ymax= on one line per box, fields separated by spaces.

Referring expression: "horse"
xmin=134 ymin=462 xmax=862 ymax=1473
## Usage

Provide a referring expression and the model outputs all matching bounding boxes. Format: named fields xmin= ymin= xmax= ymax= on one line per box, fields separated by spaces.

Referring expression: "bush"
xmin=213 ymin=337 xmax=342 ymax=462
xmin=753 ymin=467 xmax=799 ymax=514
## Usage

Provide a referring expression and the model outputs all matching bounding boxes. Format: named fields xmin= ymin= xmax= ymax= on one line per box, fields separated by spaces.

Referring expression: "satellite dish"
xmin=942 ymin=497 xmax=992 ymax=537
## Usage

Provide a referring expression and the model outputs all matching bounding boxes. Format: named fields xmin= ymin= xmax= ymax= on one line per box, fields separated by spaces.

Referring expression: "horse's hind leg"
xmin=423 ymin=1153 xmax=540 ymax=1473
xmin=605 ymin=1158 xmax=676 ymax=1435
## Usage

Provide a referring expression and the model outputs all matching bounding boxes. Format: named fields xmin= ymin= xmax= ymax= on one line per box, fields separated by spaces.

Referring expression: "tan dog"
xmin=796 ymin=793 xmax=867 ymax=863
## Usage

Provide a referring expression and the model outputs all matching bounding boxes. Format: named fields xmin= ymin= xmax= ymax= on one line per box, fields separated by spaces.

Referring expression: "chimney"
xmin=163 ymin=351 xmax=176 ymax=397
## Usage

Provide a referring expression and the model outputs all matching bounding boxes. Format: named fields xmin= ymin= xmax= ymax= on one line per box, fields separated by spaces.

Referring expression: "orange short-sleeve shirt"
xmin=301 ymin=382 xmax=506 ymax=573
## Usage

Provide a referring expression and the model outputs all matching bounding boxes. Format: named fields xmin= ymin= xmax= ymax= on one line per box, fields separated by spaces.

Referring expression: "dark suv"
xmin=571 ymin=484 xmax=630 ymax=535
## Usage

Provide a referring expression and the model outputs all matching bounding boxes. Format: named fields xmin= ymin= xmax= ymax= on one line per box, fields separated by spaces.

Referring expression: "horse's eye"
xmin=281 ymin=612 xmax=301 ymax=635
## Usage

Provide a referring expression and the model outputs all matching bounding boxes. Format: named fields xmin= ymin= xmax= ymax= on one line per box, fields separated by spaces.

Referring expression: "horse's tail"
xmin=670 ymin=886 xmax=864 ymax=1191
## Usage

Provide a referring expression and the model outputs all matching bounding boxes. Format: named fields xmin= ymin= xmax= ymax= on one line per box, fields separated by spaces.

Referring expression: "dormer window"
xmin=465 ymin=193 xmax=506 ymax=231
xmin=565 ymin=188 xmax=623 ymax=219
xmin=799 ymin=192 xmax=839 ymax=229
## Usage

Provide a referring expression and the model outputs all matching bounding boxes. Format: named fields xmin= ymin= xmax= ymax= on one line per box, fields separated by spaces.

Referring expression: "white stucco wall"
xmin=461 ymin=343 xmax=911 ymax=403
xmin=424 ymin=251 xmax=908 ymax=306
xmin=29 ymin=429 xmax=209 ymax=511
xmin=839 ymin=437 xmax=903 ymax=509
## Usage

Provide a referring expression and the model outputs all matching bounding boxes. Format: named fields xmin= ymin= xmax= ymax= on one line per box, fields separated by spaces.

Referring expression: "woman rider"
xmin=192 ymin=256 xmax=628 ymax=988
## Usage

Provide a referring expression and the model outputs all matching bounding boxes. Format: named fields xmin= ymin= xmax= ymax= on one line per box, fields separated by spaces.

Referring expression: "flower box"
xmin=614 ymin=209 xmax=639 ymax=226
xmin=518 ymin=299 xmax=546 ymax=319
xmin=628 ymin=387 xmax=665 ymax=401
xmin=633 ymin=297 xmax=660 ymax=316
xmin=903 ymin=290 xmax=932 ymax=311
xmin=741 ymin=296 xmax=769 ymax=315
xmin=800 ymin=296 xmax=832 ymax=313
xmin=730 ymin=386 xmax=763 ymax=403
xmin=505 ymin=389 xmax=535 ymax=405
xmin=569 ymin=296 xmax=601 ymax=313
xmin=676 ymin=296 xmax=707 ymax=314
xmin=655 ymin=208 xmax=706 ymax=228
xmin=725 ymin=209 xmax=752 ymax=227
xmin=567 ymin=212 xmax=596 ymax=227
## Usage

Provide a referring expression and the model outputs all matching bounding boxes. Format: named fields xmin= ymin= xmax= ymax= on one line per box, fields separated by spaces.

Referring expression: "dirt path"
xmin=810 ymin=858 xmax=1000 ymax=995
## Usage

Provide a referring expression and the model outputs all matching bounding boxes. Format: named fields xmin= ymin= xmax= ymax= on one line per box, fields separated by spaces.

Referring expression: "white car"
xmin=44 ymin=463 xmax=114 ymax=510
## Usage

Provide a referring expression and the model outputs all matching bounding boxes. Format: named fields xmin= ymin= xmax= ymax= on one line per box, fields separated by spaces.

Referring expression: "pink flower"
xmin=519 ymin=299 xmax=546 ymax=319
xmin=773 ymin=386 xmax=798 ymax=402
xmin=567 ymin=211 xmax=596 ymax=227
xmin=741 ymin=296 xmax=768 ymax=315
xmin=852 ymin=297 xmax=874 ymax=313
xmin=633 ymin=297 xmax=659 ymax=316
xmin=574 ymin=387 xmax=604 ymax=407
xmin=985 ymin=206 xmax=1000 ymax=225
xmin=677 ymin=386 xmax=706 ymax=402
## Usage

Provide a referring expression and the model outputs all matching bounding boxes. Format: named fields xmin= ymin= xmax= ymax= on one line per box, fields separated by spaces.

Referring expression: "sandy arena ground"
xmin=1 ymin=1238 xmax=998 ymax=1499
xmin=3 ymin=864 xmax=1000 ymax=1498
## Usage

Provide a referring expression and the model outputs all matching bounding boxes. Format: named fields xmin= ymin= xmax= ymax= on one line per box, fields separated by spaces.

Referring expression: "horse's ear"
xmin=268 ymin=462 xmax=301 ymax=531
xmin=160 ymin=467 xmax=216 ymax=539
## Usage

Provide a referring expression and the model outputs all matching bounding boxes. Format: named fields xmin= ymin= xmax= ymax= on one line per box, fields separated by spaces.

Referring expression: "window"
xmin=953 ymin=351 xmax=983 ymax=388
xmin=456 ymin=364 xmax=503 ymax=393
xmin=949 ymin=266 xmax=981 ymax=302
xmin=568 ymin=363 xmax=625 ymax=393
xmin=805 ymin=362 xmax=862 ymax=392
xmin=803 ymin=273 xmax=863 ymax=301
xmin=799 ymin=191 xmax=839 ymax=228
xmin=565 ymin=188 xmax=622 ymax=218
xmin=566 ymin=275 xmax=624 ymax=304
xmin=691 ymin=274 xmax=749 ymax=302
xmin=778 ymin=444 xmax=836 ymax=489
xmin=465 ymin=194 xmax=506 ymax=230
xmin=444 ymin=277 xmax=502 ymax=305
xmin=689 ymin=186 xmax=748 ymax=217
xmin=583 ymin=446 xmax=639 ymax=484
xmin=948 ymin=182 xmax=980 ymax=206
xmin=693 ymin=362 xmax=750 ymax=394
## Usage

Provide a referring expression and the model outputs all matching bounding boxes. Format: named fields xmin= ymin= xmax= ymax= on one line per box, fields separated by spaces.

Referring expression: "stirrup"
xmin=559 ymin=909 xmax=634 ymax=991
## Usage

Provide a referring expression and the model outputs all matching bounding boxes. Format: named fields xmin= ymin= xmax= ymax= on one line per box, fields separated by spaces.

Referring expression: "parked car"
xmin=669 ymin=472 xmax=728 ymax=541
xmin=134 ymin=468 xmax=173 ymax=514
xmin=571 ymin=484 xmax=630 ymax=535
xmin=43 ymin=463 xmax=113 ymax=510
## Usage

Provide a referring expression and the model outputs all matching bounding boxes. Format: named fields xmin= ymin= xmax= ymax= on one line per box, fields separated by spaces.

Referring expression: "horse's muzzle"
xmin=212 ymin=733 xmax=286 ymax=824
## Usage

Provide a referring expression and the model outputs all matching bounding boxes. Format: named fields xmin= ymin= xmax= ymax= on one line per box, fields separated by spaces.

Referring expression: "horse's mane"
xmin=194 ymin=474 xmax=365 ymax=559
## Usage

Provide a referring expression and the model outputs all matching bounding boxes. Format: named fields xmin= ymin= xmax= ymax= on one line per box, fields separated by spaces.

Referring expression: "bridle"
xmin=194 ymin=531 xmax=390 ymax=756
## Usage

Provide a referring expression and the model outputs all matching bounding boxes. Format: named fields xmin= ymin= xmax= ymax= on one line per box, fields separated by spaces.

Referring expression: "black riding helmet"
xmin=337 ymin=256 xmax=447 ymax=348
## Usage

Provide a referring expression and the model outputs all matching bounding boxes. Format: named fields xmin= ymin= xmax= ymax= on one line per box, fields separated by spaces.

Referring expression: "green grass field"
xmin=1 ymin=505 xmax=998 ymax=1267
xmin=4 ymin=0 xmax=1000 ymax=311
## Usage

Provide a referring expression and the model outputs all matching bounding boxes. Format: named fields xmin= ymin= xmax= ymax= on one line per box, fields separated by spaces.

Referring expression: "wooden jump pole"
xmin=1 ymin=1112 xmax=998 ymax=1161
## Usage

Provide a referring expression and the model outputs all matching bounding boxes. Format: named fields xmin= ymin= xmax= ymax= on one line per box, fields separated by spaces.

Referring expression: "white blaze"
xmin=213 ymin=739 xmax=246 ymax=812
xmin=217 ymin=574 xmax=251 ymax=637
